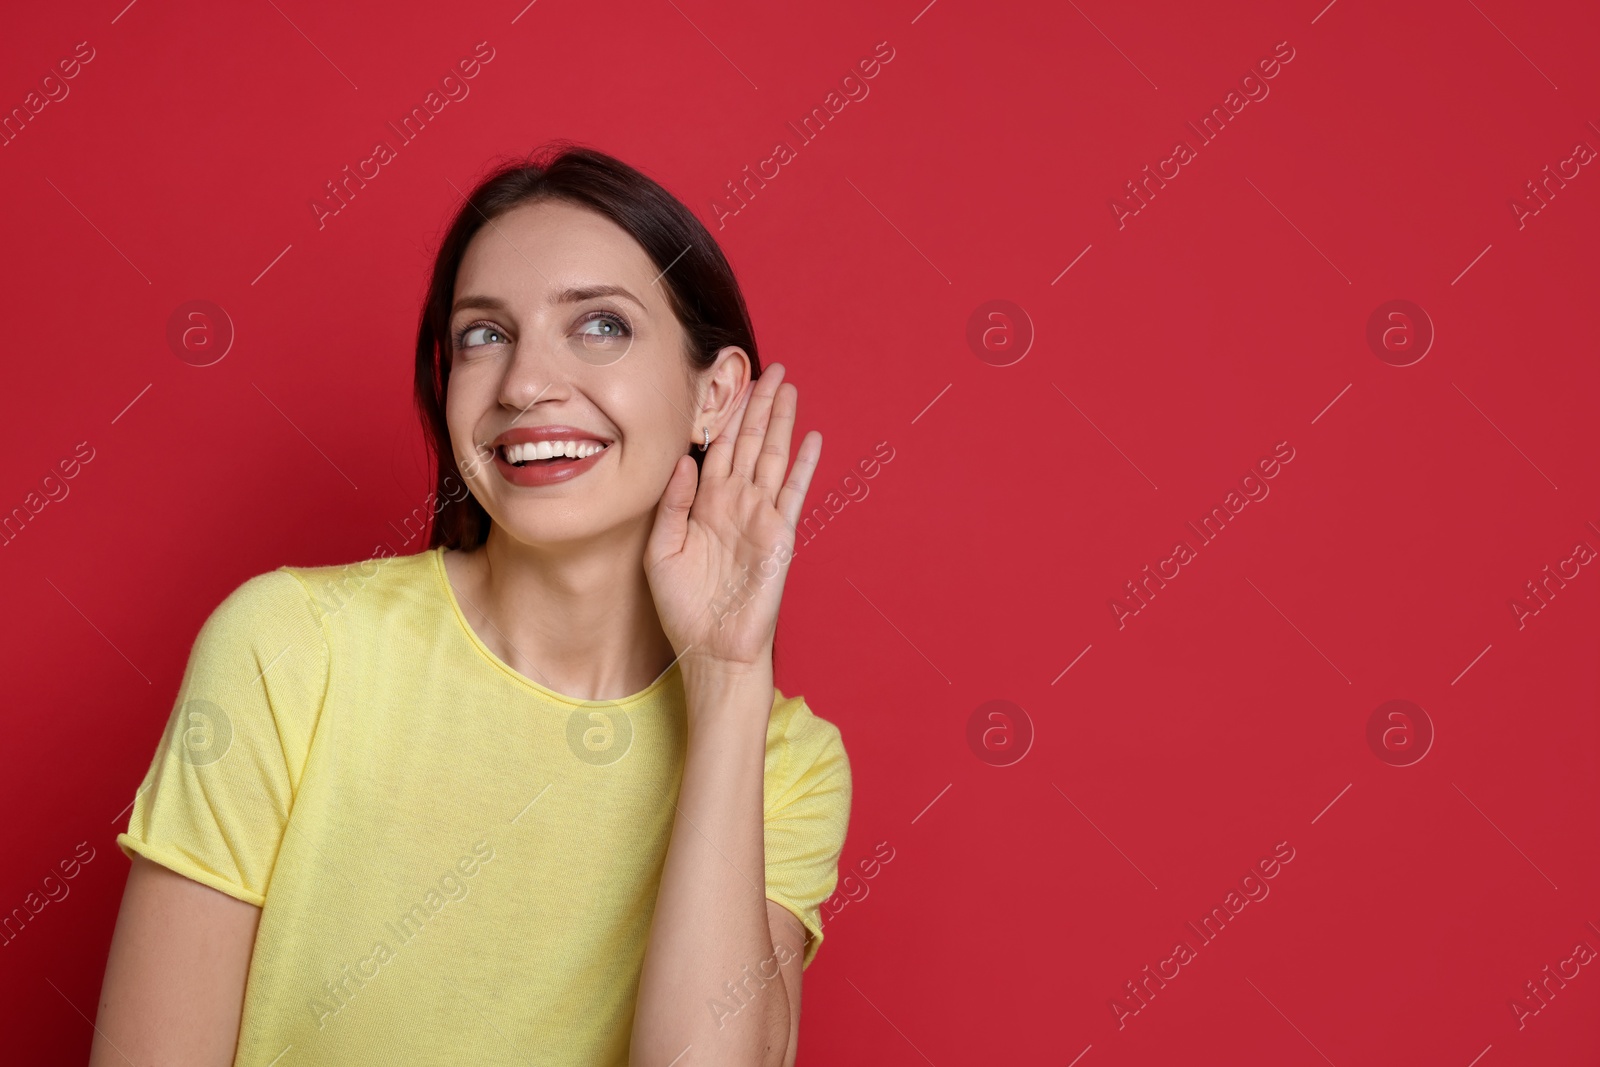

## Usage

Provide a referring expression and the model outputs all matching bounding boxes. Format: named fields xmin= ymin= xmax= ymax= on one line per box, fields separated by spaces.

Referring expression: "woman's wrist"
xmin=679 ymin=643 xmax=772 ymax=685
xmin=680 ymin=655 xmax=774 ymax=727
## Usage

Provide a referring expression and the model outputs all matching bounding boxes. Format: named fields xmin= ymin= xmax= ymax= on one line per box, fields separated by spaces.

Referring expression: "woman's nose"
xmin=497 ymin=338 xmax=563 ymax=411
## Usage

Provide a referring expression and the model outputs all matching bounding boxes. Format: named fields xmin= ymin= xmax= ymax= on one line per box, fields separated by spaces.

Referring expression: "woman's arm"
xmin=637 ymin=362 xmax=825 ymax=1065
xmin=630 ymin=664 xmax=799 ymax=1067
xmin=88 ymin=854 xmax=261 ymax=1067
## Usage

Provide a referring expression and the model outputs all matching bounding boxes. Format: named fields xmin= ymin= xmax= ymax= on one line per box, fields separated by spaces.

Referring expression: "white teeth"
xmin=502 ymin=440 xmax=606 ymax=464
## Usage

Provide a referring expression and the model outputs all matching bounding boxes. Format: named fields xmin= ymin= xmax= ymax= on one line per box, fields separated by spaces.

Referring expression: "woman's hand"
xmin=644 ymin=363 xmax=821 ymax=675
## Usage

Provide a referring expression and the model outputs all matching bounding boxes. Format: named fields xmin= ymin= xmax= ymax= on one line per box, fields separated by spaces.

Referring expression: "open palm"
xmin=644 ymin=363 xmax=821 ymax=671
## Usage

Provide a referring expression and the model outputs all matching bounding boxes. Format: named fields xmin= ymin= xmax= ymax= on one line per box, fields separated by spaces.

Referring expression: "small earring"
xmin=698 ymin=426 xmax=710 ymax=452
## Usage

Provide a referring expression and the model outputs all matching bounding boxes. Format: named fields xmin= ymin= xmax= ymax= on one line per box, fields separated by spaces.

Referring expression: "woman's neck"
xmin=442 ymin=522 xmax=679 ymax=702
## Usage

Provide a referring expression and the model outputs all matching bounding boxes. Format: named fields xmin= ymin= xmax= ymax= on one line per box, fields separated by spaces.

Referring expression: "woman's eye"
xmin=578 ymin=312 xmax=630 ymax=340
xmin=460 ymin=324 xmax=506 ymax=348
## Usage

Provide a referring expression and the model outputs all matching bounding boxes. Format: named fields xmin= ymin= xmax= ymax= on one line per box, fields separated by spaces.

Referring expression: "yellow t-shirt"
xmin=116 ymin=546 xmax=852 ymax=1067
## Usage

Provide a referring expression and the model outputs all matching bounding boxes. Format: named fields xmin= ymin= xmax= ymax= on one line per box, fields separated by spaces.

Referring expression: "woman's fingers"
xmin=730 ymin=363 xmax=786 ymax=485
xmin=701 ymin=378 xmax=753 ymax=481
xmin=646 ymin=453 xmax=699 ymax=560
xmin=753 ymin=380 xmax=798 ymax=494
xmin=776 ymin=429 xmax=822 ymax=530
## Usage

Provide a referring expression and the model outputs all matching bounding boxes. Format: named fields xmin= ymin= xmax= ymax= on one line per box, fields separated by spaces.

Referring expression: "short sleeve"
xmin=762 ymin=693 xmax=852 ymax=970
xmin=117 ymin=568 xmax=329 ymax=906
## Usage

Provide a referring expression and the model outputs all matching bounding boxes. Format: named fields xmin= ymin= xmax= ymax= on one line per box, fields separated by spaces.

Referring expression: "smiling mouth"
xmin=497 ymin=441 xmax=610 ymax=467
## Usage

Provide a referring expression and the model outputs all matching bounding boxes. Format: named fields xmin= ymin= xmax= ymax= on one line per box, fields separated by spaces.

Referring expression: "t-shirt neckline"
xmin=428 ymin=544 xmax=680 ymax=709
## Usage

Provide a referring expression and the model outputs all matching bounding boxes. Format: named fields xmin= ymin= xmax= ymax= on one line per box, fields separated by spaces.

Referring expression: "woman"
xmin=92 ymin=144 xmax=852 ymax=1067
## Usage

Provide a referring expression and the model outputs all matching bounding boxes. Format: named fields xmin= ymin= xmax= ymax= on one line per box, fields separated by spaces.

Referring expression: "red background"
xmin=3 ymin=1 xmax=1598 ymax=1063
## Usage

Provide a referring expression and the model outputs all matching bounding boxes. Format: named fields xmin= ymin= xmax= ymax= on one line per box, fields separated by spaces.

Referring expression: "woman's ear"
xmin=696 ymin=346 xmax=752 ymax=445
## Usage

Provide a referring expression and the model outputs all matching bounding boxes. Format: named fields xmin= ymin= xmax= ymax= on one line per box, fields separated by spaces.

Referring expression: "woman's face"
xmin=445 ymin=198 xmax=746 ymax=547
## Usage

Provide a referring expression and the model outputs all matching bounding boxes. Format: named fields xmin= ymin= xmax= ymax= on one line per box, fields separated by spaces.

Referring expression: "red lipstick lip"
xmin=489 ymin=425 xmax=613 ymax=488
xmin=492 ymin=444 xmax=606 ymax=487
xmin=492 ymin=425 xmax=613 ymax=449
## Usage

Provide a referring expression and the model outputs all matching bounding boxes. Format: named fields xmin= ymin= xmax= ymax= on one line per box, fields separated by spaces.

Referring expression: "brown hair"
xmin=415 ymin=141 xmax=762 ymax=550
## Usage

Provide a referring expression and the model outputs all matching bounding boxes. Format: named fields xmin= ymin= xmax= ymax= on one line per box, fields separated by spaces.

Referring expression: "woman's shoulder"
xmin=191 ymin=548 xmax=438 ymax=650
xmin=768 ymin=688 xmax=844 ymax=745
xmin=273 ymin=547 xmax=440 ymax=621
xmin=765 ymin=688 xmax=851 ymax=800
xmin=198 ymin=565 xmax=320 ymax=638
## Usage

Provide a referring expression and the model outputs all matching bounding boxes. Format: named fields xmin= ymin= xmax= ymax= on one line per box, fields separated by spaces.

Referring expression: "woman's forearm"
xmin=630 ymin=662 xmax=790 ymax=1067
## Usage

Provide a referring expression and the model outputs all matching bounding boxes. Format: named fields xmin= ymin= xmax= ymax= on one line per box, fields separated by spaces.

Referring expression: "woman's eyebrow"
xmin=450 ymin=285 xmax=648 ymax=318
xmin=451 ymin=294 xmax=512 ymax=317
xmin=552 ymin=284 xmax=648 ymax=311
